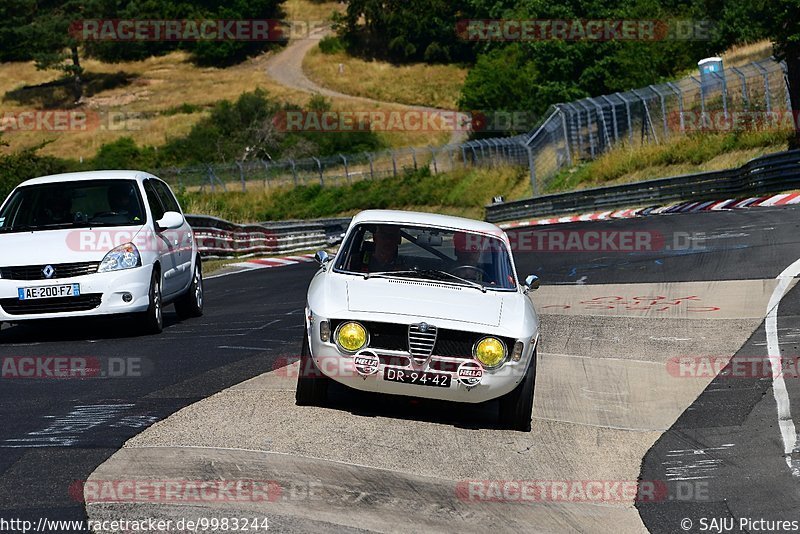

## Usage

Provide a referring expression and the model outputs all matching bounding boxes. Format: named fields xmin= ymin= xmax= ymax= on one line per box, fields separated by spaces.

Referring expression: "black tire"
xmin=498 ymin=350 xmax=537 ymax=431
xmin=295 ymin=328 xmax=330 ymax=406
xmin=139 ymin=268 xmax=163 ymax=335
xmin=175 ymin=259 xmax=204 ymax=319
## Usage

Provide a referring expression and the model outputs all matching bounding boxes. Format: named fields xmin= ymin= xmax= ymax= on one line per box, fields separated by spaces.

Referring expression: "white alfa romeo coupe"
xmin=297 ymin=209 xmax=540 ymax=431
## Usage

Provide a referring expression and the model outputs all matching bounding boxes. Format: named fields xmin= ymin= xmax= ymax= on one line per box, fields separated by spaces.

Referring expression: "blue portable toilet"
xmin=698 ymin=57 xmax=724 ymax=95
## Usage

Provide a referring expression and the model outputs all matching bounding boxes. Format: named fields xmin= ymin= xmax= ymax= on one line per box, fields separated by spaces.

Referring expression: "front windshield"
xmin=334 ymin=223 xmax=517 ymax=290
xmin=0 ymin=179 xmax=146 ymax=233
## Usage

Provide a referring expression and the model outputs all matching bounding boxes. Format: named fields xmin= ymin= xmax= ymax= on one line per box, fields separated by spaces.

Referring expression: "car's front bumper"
xmin=0 ymin=265 xmax=153 ymax=321
xmin=307 ymin=316 xmax=537 ymax=404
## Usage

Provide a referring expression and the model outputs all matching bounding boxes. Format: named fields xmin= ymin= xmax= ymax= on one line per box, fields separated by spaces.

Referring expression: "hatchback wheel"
xmin=139 ymin=269 xmax=163 ymax=335
xmin=175 ymin=260 xmax=204 ymax=319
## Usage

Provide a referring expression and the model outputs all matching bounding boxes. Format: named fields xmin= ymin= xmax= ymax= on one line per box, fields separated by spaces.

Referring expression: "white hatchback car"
xmin=0 ymin=170 xmax=203 ymax=335
xmin=297 ymin=210 xmax=540 ymax=431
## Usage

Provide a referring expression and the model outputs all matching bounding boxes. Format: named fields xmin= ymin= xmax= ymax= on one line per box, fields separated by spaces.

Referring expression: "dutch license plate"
xmin=383 ymin=367 xmax=451 ymax=388
xmin=18 ymin=284 xmax=80 ymax=300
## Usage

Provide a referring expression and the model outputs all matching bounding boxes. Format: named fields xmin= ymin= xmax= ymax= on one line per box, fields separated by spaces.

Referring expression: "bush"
xmin=0 ymin=145 xmax=68 ymax=201
xmin=319 ymin=36 xmax=345 ymax=54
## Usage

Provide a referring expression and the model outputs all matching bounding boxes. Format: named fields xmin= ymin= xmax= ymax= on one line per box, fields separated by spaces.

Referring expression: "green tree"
xmin=766 ymin=0 xmax=800 ymax=147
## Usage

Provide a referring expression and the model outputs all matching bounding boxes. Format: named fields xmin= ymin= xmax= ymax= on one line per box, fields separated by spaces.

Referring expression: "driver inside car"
xmin=107 ymin=183 xmax=142 ymax=221
xmin=452 ymin=231 xmax=490 ymax=282
xmin=363 ymin=225 xmax=405 ymax=272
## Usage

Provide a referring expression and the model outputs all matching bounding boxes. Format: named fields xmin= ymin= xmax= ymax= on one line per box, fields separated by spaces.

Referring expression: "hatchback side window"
xmin=152 ymin=180 xmax=181 ymax=213
xmin=143 ymin=180 xmax=165 ymax=221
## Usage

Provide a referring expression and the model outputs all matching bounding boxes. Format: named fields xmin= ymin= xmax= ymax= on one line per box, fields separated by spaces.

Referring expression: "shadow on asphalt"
xmin=322 ymin=380 xmax=508 ymax=431
xmin=0 ymin=312 xmax=184 ymax=343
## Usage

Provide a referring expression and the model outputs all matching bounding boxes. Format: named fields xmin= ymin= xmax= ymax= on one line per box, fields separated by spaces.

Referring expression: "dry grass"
xmin=722 ymin=40 xmax=774 ymax=68
xmin=547 ymin=129 xmax=791 ymax=192
xmin=282 ymin=0 xmax=344 ymax=21
xmin=302 ymin=47 xmax=468 ymax=110
xmin=0 ymin=49 xmax=447 ymax=159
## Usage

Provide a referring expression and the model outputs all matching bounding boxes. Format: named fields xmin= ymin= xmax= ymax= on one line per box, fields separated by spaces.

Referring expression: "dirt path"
xmin=265 ymin=26 xmax=468 ymax=145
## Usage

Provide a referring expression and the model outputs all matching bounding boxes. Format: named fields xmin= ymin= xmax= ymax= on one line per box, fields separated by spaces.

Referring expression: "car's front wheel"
xmin=295 ymin=328 xmax=330 ymax=406
xmin=139 ymin=268 xmax=163 ymax=335
xmin=175 ymin=259 xmax=204 ymax=319
xmin=498 ymin=350 xmax=537 ymax=431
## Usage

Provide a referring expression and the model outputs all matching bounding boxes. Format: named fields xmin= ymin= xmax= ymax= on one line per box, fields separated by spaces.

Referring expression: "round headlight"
xmin=336 ymin=322 xmax=368 ymax=352
xmin=474 ymin=337 xmax=507 ymax=368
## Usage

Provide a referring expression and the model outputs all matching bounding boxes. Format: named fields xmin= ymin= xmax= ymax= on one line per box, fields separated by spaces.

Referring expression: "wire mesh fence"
xmin=156 ymin=58 xmax=790 ymax=197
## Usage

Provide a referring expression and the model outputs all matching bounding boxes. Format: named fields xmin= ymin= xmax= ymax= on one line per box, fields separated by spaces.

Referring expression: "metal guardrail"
xmin=187 ymin=215 xmax=351 ymax=258
xmin=485 ymin=149 xmax=800 ymax=223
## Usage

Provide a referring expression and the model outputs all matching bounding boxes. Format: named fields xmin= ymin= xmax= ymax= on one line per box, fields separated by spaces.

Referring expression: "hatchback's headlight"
xmin=474 ymin=337 xmax=507 ymax=368
xmin=98 ymin=243 xmax=141 ymax=273
xmin=335 ymin=321 xmax=368 ymax=353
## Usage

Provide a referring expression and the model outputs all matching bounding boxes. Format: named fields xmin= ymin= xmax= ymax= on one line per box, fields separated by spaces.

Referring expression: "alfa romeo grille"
xmin=408 ymin=323 xmax=438 ymax=363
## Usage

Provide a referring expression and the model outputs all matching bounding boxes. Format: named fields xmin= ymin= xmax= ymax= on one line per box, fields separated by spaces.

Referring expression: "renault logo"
xmin=42 ymin=265 xmax=55 ymax=279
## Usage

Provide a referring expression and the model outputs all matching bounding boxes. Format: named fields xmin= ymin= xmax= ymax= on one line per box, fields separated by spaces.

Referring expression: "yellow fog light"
xmin=335 ymin=322 xmax=368 ymax=353
xmin=474 ymin=337 xmax=507 ymax=368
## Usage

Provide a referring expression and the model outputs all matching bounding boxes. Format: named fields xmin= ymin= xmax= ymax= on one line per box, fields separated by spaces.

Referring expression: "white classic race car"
xmin=297 ymin=209 xmax=540 ymax=431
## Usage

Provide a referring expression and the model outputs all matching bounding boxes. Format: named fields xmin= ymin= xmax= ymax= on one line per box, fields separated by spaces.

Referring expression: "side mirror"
xmin=156 ymin=211 xmax=184 ymax=231
xmin=524 ymin=274 xmax=540 ymax=294
xmin=315 ymin=250 xmax=331 ymax=268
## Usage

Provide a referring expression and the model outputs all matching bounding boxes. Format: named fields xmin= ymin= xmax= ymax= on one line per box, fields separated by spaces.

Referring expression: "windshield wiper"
xmin=364 ymin=268 xmax=486 ymax=292
xmin=414 ymin=269 xmax=487 ymax=293
xmin=363 ymin=269 xmax=421 ymax=280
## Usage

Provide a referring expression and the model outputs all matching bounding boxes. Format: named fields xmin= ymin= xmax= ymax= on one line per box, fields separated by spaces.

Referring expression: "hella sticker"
xmin=353 ymin=350 xmax=380 ymax=377
xmin=457 ymin=360 xmax=483 ymax=387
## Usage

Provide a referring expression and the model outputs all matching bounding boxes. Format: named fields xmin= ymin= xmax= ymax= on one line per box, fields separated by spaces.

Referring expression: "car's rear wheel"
xmin=295 ymin=328 xmax=330 ymax=406
xmin=498 ymin=350 xmax=537 ymax=431
xmin=139 ymin=268 xmax=163 ymax=335
xmin=175 ymin=259 xmax=204 ymax=319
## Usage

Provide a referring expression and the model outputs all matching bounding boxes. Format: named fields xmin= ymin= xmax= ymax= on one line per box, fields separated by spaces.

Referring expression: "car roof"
xmin=351 ymin=209 xmax=504 ymax=236
xmin=17 ymin=170 xmax=155 ymax=187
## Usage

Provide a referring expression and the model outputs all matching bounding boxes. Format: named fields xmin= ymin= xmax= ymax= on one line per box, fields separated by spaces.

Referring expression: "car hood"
xmin=346 ymin=277 xmax=510 ymax=327
xmin=0 ymin=225 xmax=146 ymax=266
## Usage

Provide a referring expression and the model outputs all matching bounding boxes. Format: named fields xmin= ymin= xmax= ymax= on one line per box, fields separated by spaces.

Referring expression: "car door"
xmin=142 ymin=179 xmax=181 ymax=298
xmin=151 ymin=179 xmax=193 ymax=292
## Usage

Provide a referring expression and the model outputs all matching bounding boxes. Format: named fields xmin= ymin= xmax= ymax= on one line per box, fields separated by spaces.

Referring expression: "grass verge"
xmin=302 ymin=46 xmax=468 ymax=110
xmin=546 ymin=129 xmax=792 ymax=193
xmin=181 ymin=165 xmax=529 ymax=222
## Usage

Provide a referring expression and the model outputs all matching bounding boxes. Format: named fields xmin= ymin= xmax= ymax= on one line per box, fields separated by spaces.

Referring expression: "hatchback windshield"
xmin=0 ymin=179 xmax=146 ymax=233
xmin=334 ymin=223 xmax=517 ymax=290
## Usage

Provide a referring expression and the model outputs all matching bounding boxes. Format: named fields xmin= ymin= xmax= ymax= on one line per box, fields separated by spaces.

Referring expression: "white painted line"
xmin=767 ymin=257 xmax=800 ymax=476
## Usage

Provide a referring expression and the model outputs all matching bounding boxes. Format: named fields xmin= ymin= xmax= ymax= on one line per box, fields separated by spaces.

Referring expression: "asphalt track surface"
xmin=1 ymin=205 xmax=800 ymax=532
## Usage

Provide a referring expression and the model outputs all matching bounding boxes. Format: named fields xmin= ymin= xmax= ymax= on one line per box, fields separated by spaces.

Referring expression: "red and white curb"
xmin=499 ymin=191 xmax=800 ymax=229
xmin=228 ymin=253 xmax=317 ymax=272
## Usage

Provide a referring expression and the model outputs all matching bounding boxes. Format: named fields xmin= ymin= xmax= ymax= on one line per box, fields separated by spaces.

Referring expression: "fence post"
xmin=576 ymin=101 xmax=595 ymax=158
xmin=632 ymin=88 xmax=658 ymax=144
xmin=410 ymin=147 xmax=417 ymax=170
xmin=666 ymin=82 xmax=684 ymax=132
xmin=519 ymin=140 xmax=537 ymax=196
xmin=598 ymin=96 xmax=619 ymax=144
xmin=313 ymin=157 xmax=324 ymax=185
xmin=753 ymin=61 xmax=772 ymax=112
xmin=236 ymin=161 xmax=246 ymax=192
xmin=364 ymin=152 xmax=375 ymax=179
xmin=589 ymin=97 xmax=611 ymax=153
xmin=730 ymin=67 xmax=749 ymax=111
xmin=448 ymin=146 xmax=455 ymax=171
xmin=556 ymin=106 xmax=573 ymax=166
xmin=261 ymin=160 xmax=270 ymax=189
xmin=429 ymin=146 xmax=438 ymax=174
xmin=290 ymin=159 xmax=298 ymax=186
xmin=780 ymin=60 xmax=792 ymax=111
xmin=711 ymin=72 xmax=728 ymax=117
xmin=649 ymin=84 xmax=670 ymax=139
xmin=206 ymin=165 xmax=216 ymax=194
xmin=340 ymin=154 xmax=350 ymax=183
